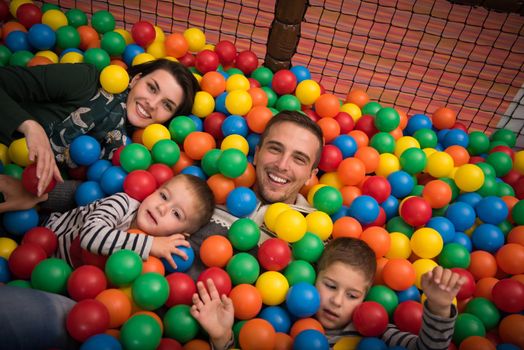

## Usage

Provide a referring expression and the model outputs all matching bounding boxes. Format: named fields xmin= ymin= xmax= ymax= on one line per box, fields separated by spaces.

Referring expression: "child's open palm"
xmin=421 ymin=266 xmax=466 ymax=317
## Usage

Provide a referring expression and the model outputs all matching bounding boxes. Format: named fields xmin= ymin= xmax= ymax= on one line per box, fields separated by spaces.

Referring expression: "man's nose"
xmin=274 ymin=153 xmax=291 ymax=170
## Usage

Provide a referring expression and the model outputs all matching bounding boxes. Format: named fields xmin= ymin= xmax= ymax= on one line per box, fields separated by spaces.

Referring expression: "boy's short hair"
xmin=173 ymin=174 xmax=215 ymax=233
xmin=317 ymin=237 xmax=377 ymax=287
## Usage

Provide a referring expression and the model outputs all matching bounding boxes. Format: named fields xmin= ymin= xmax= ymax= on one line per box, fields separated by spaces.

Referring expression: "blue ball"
xmin=99 ymin=166 xmax=127 ymax=195
xmin=496 ymin=344 xmax=521 ymax=350
xmin=348 ymin=195 xmax=380 ymax=224
xmin=122 ymin=44 xmax=145 ymax=66
xmin=259 ymin=306 xmax=291 ymax=333
xmin=188 ymin=114 xmax=203 ymax=131
xmin=285 ymin=282 xmax=320 ymax=318
xmin=452 ymin=232 xmax=473 ymax=252
xmin=246 ymin=133 xmax=260 ymax=156
xmin=290 ymin=65 xmax=311 ymax=83
xmin=226 ymin=187 xmax=257 ymax=218
xmin=218 ymin=70 xmax=229 ymax=80
xmin=293 ymin=329 xmax=329 ymax=350
xmin=75 ymin=181 xmax=105 ymax=206
xmin=87 ymin=159 xmax=112 ymax=182
xmin=396 ymin=285 xmax=421 ymax=303
xmin=426 ymin=217 xmax=455 ymax=244
xmin=471 ymin=224 xmax=504 ymax=253
xmin=356 ymin=337 xmax=388 ymax=350
xmin=5 ymin=31 xmax=31 ymax=52
xmin=222 ymin=115 xmax=248 ymax=137
xmin=27 ymin=24 xmax=56 ymax=50
xmin=380 ymin=195 xmax=399 ymax=220
xmin=2 ymin=209 xmax=39 ymax=236
xmin=0 ymin=257 xmax=11 ymax=283
xmin=442 ymin=128 xmax=469 ymax=148
xmin=80 ymin=333 xmax=122 ymax=350
xmin=215 ymin=92 xmax=229 ymax=115
xmin=70 ymin=135 xmax=101 ymax=166
xmin=405 ymin=114 xmax=432 ymax=135
xmin=387 ymin=170 xmax=414 ymax=199
xmin=162 ymin=245 xmax=195 ymax=273
xmin=437 ymin=129 xmax=450 ymax=143
xmin=445 ymin=202 xmax=476 ymax=232
xmin=331 ymin=134 xmax=357 ymax=158
xmin=180 ymin=165 xmax=207 ymax=180
xmin=60 ymin=47 xmax=84 ymax=57
xmin=475 ymin=196 xmax=508 ymax=225
xmin=457 ymin=192 xmax=482 ymax=208
xmin=330 ymin=205 xmax=349 ymax=222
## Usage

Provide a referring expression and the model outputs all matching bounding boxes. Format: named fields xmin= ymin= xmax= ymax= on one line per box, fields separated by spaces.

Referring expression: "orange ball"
xmin=422 ymin=179 xmax=452 ymax=209
xmin=200 ymin=235 xmax=233 ymax=268
xmin=314 ymin=93 xmax=340 ymax=118
xmin=248 ymin=87 xmax=268 ymax=107
xmin=200 ymin=71 xmax=226 ymax=97
xmin=171 ymin=151 xmax=195 ymax=175
xmin=110 ymin=59 xmax=128 ymax=69
xmin=458 ymin=336 xmax=495 ymax=350
xmin=141 ymin=256 xmax=165 ymax=275
xmin=354 ymin=146 xmax=380 ymax=174
xmin=373 ymin=257 xmax=388 ymax=285
xmin=95 ymin=288 xmax=132 ymax=329
xmin=382 ymin=258 xmax=416 ymax=291
xmin=317 ymin=117 xmax=341 ymax=143
xmin=473 ymin=277 xmax=499 ymax=301
xmin=445 ymin=145 xmax=470 ymax=166
xmin=234 ymin=162 xmax=256 ymax=188
xmin=246 ymin=106 xmax=273 ymax=134
xmin=345 ymin=89 xmax=369 ymax=109
xmin=512 ymin=274 xmax=524 ymax=285
xmin=183 ymin=339 xmax=211 ymax=350
xmin=508 ymin=225 xmax=524 ymax=246
xmin=360 ymin=226 xmax=391 ymax=258
xmin=229 ymin=284 xmax=263 ymax=320
xmin=27 ymin=56 xmax=53 ymax=67
xmin=239 ymin=318 xmax=276 ymax=350
xmin=348 ymin=130 xmax=369 ymax=148
xmin=165 ymin=32 xmax=189 ymax=58
xmin=207 ymin=174 xmax=235 ymax=204
xmin=398 ymin=109 xmax=408 ymax=130
xmin=289 ymin=318 xmax=325 ymax=338
xmin=300 ymin=174 xmax=319 ymax=198
xmin=337 ymin=157 xmax=366 ymax=186
xmin=389 ymin=127 xmax=403 ymax=140
xmin=274 ymin=332 xmax=293 ymax=350
xmin=498 ymin=314 xmax=524 ymax=349
xmin=77 ymin=25 xmax=99 ymax=51
xmin=132 ymin=128 xmax=145 ymax=144
xmin=183 ymin=131 xmax=216 ymax=160
xmin=2 ymin=21 xmax=27 ymax=42
xmin=332 ymin=216 xmax=362 ymax=239
xmin=496 ymin=243 xmax=524 ymax=275
xmin=468 ymin=251 xmax=498 ymax=280
xmin=502 ymin=196 xmax=519 ymax=222
xmin=432 ymin=107 xmax=457 ymax=130
xmin=340 ymin=185 xmax=362 ymax=206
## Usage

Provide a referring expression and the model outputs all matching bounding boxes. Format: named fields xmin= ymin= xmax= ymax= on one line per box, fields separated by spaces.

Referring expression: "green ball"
xmin=233 ymin=320 xmax=246 ymax=346
xmin=365 ymin=285 xmax=398 ymax=317
xmin=7 ymin=280 xmax=32 ymax=288
xmin=491 ymin=128 xmax=516 ymax=148
xmin=66 ymin=8 xmax=88 ymax=28
xmin=84 ymin=48 xmax=111 ymax=71
xmin=0 ymin=45 xmax=12 ymax=66
xmin=251 ymin=66 xmax=273 ymax=86
xmin=105 ymin=249 xmax=143 ymax=287
xmin=3 ymin=164 xmax=23 ymax=179
xmin=370 ymin=132 xmax=395 ymax=154
xmin=91 ymin=10 xmax=116 ymax=34
xmin=120 ymin=314 xmax=162 ymax=350
xmin=467 ymin=131 xmax=490 ymax=155
xmin=409 ymin=184 xmax=424 ymax=197
xmin=9 ymin=50 xmax=33 ymax=67
xmin=276 ymin=94 xmax=301 ymax=111
xmin=163 ymin=305 xmax=200 ymax=343
xmin=476 ymin=175 xmax=498 ymax=197
xmin=56 ymin=26 xmax=80 ymax=49
xmin=226 ymin=67 xmax=244 ymax=76
xmin=201 ymin=148 xmax=222 ymax=176
xmin=120 ymin=143 xmax=152 ymax=172
xmin=169 ymin=115 xmax=196 ymax=144
xmin=374 ymin=107 xmax=400 ymax=132
xmin=132 ymin=273 xmax=169 ymax=310
xmin=361 ymin=101 xmax=382 ymax=116
xmin=31 ymin=258 xmax=72 ymax=294
xmin=399 ymin=148 xmax=427 ymax=175
xmin=226 ymin=252 xmax=260 ymax=285
xmin=101 ymin=31 xmax=126 ymax=56
xmin=262 ymin=86 xmax=277 ymax=107
xmin=386 ymin=216 xmax=414 ymax=238
xmin=42 ymin=4 xmax=60 ymax=12
xmin=440 ymin=178 xmax=459 ymax=201
xmin=452 ymin=313 xmax=486 ymax=345
xmin=284 ymin=260 xmax=316 ymax=286
xmin=432 ymin=205 xmax=448 ymax=217
xmin=476 ymin=162 xmax=496 ymax=178
xmin=413 ymin=128 xmax=438 ymax=149
xmin=151 ymin=139 xmax=180 ymax=166
xmin=498 ymin=220 xmax=513 ymax=236
xmin=292 ymin=232 xmax=324 ymax=263
xmin=486 ymin=152 xmax=513 ymax=177
xmin=497 ymin=182 xmax=515 ymax=197
xmin=513 ymin=200 xmax=524 ymax=225
xmin=218 ymin=148 xmax=247 ymax=178
xmin=228 ymin=218 xmax=260 ymax=251
xmin=464 ymin=297 xmax=500 ymax=331
xmin=438 ymin=243 xmax=470 ymax=268
xmin=312 ymin=186 xmax=343 ymax=215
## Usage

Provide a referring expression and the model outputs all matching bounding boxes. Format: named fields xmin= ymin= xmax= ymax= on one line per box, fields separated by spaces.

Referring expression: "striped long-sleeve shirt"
xmin=45 ymin=192 xmax=153 ymax=266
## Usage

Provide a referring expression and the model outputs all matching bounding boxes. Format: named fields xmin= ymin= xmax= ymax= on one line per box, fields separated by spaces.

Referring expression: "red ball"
xmin=257 ymin=238 xmax=292 ymax=271
xmin=67 ymin=265 xmax=107 ymax=301
xmin=247 ymin=77 xmax=261 ymax=89
xmin=361 ymin=176 xmax=391 ymax=204
xmin=197 ymin=267 xmax=232 ymax=296
xmin=450 ymin=268 xmax=476 ymax=300
xmin=235 ymin=50 xmax=258 ymax=75
xmin=400 ymin=196 xmax=432 ymax=227
xmin=362 ymin=207 xmax=387 ymax=230
xmin=68 ymin=165 xmax=88 ymax=181
xmin=501 ymin=169 xmax=521 ymax=187
xmin=157 ymin=338 xmax=184 ymax=350
xmin=514 ymin=176 xmax=524 ymax=200
xmin=214 ymin=40 xmax=237 ymax=65
xmin=22 ymin=226 xmax=57 ymax=256
xmin=271 ymin=70 xmax=297 ymax=95
xmin=334 ymin=111 xmax=355 ymax=134
xmin=491 ymin=278 xmax=524 ymax=313
xmin=166 ymin=272 xmax=197 ymax=306
xmin=352 ymin=301 xmax=389 ymax=336
xmin=178 ymin=52 xmax=195 ymax=67
xmin=22 ymin=163 xmax=56 ymax=196
xmin=203 ymin=111 xmax=227 ymax=140
xmin=393 ymin=300 xmax=423 ymax=334
xmin=468 ymin=156 xmax=485 ymax=164
xmin=123 ymin=170 xmax=157 ymax=201
xmin=16 ymin=3 xmax=42 ymax=29
xmin=66 ymin=299 xmax=110 ymax=342
xmin=490 ymin=145 xmax=514 ymax=160
xmin=318 ymin=144 xmax=343 ymax=173
xmin=111 ymin=145 xmax=124 ymax=166
xmin=195 ymin=49 xmax=220 ymax=74
xmin=0 ymin=1 xmax=9 ymax=22
xmin=8 ymin=242 xmax=47 ymax=279
xmin=148 ymin=163 xmax=174 ymax=186
xmin=302 ymin=109 xmax=321 ymax=123
xmin=452 ymin=122 xmax=468 ymax=132
xmin=131 ymin=21 xmax=156 ymax=47
xmin=355 ymin=115 xmax=379 ymax=138
xmin=81 ymin=249 xmax=108 ymax=270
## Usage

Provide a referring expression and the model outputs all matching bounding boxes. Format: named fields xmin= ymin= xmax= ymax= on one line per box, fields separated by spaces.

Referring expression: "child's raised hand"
xmin=149 ymin=233 xmax=190 ymax=270
xmin=190 ymin=279 xmax=234 ymax=350
xmin=421 ymin=266 xmax=466 ymax=317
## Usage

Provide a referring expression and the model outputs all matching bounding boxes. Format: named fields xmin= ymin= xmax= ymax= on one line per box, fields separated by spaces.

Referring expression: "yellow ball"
xmin=274 ymin=209 xmax=307 ymax=243
xmin=114 ymin=28 xmax=134 ymax=45
xmin=255 ymin=271 xmax=289 ymax=306
xmin=422 ymin=147 xmax=437 ymax=158
xmin=305 ymin=211 xmax=333 ymax=241
xmin=426 ymin=151 xmax=454 ymax=178
xmin=340 ymin=103 xmax=362 ymax=122
xmin=334 ymin=336 xmax=361 ymax=350
xmin=192 ymin=91 xmax=215 ymax=118
xmin=60 ymin=52 xmax=84 ymax=64
xmin=100 ymin=65 xmax=129 ymax=94
xmin=0 ymin=143 xmax=10 ymax=165
xmin=307 ymin=184 xmax=328 ymax=205
xmin=202 ymin=44 xmax=215 ymax=51
xmin=226 ymin=75 xmax=250 ymax=92
xmin=8 ymin=138 xmax=31 ymax=167
xmin=142 ymin=124 xmax=170 ymax=150
xmin=454 ymin=164 xmax=484 ymax=192
xmin=515 ymin=150 xmax=524 ymax=175
xmin=421 ymin=293 xmax=457 ymax=307
xmin=146 ymin=41 xmax=166 ymax=58
xmin=412 ymin=258 xmax=438 ymax=289
xmin=10 ymin=0 xmax=32 ymax=17
xmin=410 ymin=227 xmax=443 ymax=259
xmin=385 ymin=232 xmax=412 ymax=259
xmin=394 ymin=136 xmax=420 ymax=158
xmin=375 ymin=153 xmax=400 ymax=177
xmin=153 ymin=26 xmax=165 ymax=42
xmin=36 ymin=50 xmax=59 ymax=63
xmin=295 ymin=80 xmax=321 ymax=105
xmin=41 ymin=9 xmax=68 ymax=31
xmin=264 ymin=203 xmax=291 ymax=232
xmin=225 ymin=90 xmax=252 ymax=116
xmin=193 ymin=73 xmax=202 ymax=83
xmin=319 ymin=172 xmax=343 ymax=189
xmin=183 ymin=27 xmax=206 ymax=52
xmin=0 ymin=237 xmax=18 ymax=260
xmin=132 ymin=53 xmax=155 ymax=66
xmin=220 ymin=135 xmax=249 ymax=155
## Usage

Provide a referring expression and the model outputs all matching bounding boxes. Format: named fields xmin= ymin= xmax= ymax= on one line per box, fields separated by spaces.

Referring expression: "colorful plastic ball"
xmin=284 ymin=259 xmax=316 ymax=286
xmin=197 ymin=267 xmax=232 ymax=297
xmin=475 ymin=196 xmax=508 ymax=225
xmin=66 ymin=299 xmax=110 ymax=343
xmin=491 ymin=278 xmax=524 ymax=313
xmin=104 ymin=249 xmax=142 ymax=287
xmin=257 ymin=238 xmax=292 ymax=272
xmin=214 ymin=40 xmax=237 ymax=65
xmin=164 ymin=272 xmax=196 ymax=307
xmin=405 ymin=114 xmax=432 ymax=135
xmin=399 ymin=147 xmax=427 ymax=175
xmin=221 ymin=115 xmax=248 ymax=137
xmin=293 ymin=329 xmax=328 ymax=350
xmin=31 ymin=257 xmax=72 ymax=294
xmin=194 ymin=49 xmax=219 ymax=74
xmin=5 ymin=31 xmax=31 ymax=52
xmin=8 ymin=49 xmax=33 ymax=66
xmin=399 ymin=196 xmax=432 ymax=227
xmin=227 ymin=216 xmax=261 ymax=251
xmin=271 ymin=69 xmax=297 ymax=95
xmin=217 ymin=148 xmax=247 ymax=178
xmin=226 ymin=252 xmax=260 ymax=285
xmin=73 ymin=181 xmax=104 ymax=206
xmin=8 ymin=242 xmax=47 ymax=279
xmin=97 ymin=166 xmax=125 ymax=195
xmin=445 ymin=202 xmax=476 ymax=232
xmin=387 ymin=170 xmax=415 ymax=199
xmin=55 ymin=25 xmax=81 ymax=50
xmin=27 ymin=25 xmax=56 ymax=50
xmin=453 ymin=163 xmax=484 ymax=192
xmin=84 ymin=47 xmax=111 ymax=70
xmin=122 ymin=43 xmax=145 ymax=66
xmin=130 ymin=20 xmax=155 ymax=47
xmin=225 ymin=90 xmax=252 ymax=116
xmin=317 ymin=144 xmax=343 ymax=172
xmin=352 ymin=301 xmax=389 ymax=336
xmin=227 ymin=284 xmax=262 ymax=320
xmin=410 ymin=227 xmax=443 ymax=259
xmin=498 ymin=314 xmax=524 ymax=349
xmin=198 ymin=235 xmax=232 ymax=269
xmin=251 ymin=66 xmax=273 ymax=86
xmin=66 ymin=265 xmax=107 ymax=301
xmin=496 ymin=243 xmax=524 ymax=275
xmin=235 ymin=50 xmax=258 ymax=75
xmin=123 ymin=169 xmax=157 ymax=201
xmin=238 ymin=318 xmax=276 ymax=350
xmin=295 ymin=79 xmax=321 ymax=105
xmin=259 ymin=306 xmax=291 ymax=334
xmin=79 ymin=333 xmax=121 ymax=350
xmin=331 ymin=135 xmax=357 ymax=159
xmin=120 ymin=143 xmax=152 ymax=172
xmin=438 ymin=243 xmax=470 ymax=269
xmin=70 ymin=135 xmax=101 ymax=166
xmin=311 ymin=185 xmax=342 ymax=215
xmin=2 ymin=208 xmax=39 ymax=236
xmin=161 ymin=245 xmax=194 ymax=274
xmin=120 ymin=314 xmax=162 ymax=350
xmin=305 ymin=211 xmax=333 ymax=241
xmin=464 ymin=297 xmax=500 ymax=331
xmin=471 ymin=224 xmax=504 ymax=253
xmin=393 ymin=300 xmax=423 ymax=334
xmin=90 ymin=10 xmax=115 ymax=34
xmin=396 ymin=285 xmax=421 ymax=303
xmin=225 ymin=186 xmax=256 ymax=217
xmin=292 ymin=232 xmax=324 ymax=263
xmin=20 ymin=163 xmax=56 ymax=196
xmin=290 ymin=65 xmax=311 ymax=82
xmin=256 ymin=271 xmax=289 ymax=306
xmin=348 ymin=195 xmax=380 ymax=225
xmin=16 ymin=3 xmax=42 ymax=29
xmin=142 ymin=124 xmax=170 ymax=151
xmin=131 ymin=272 xmax=169 ymax=310
xmin=163 ymin=305 xmax=199 ymax=344
xmin=8 ymin=137 xmax=30 ymax=167
xmin=100 ymin=64 xmax=129 ymax=94
xmin=382 ymin=258 xmax=416 ymax=291
xmin=412 ymin=259 xmax=438 ymax=289
xmin=453 ymin=313 xmax=486 ymax=346
xmin=374 ymin=107 xmax=400 ymax=132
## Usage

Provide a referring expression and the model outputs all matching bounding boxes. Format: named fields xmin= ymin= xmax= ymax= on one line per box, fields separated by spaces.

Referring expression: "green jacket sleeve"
xmin=0 ymin=63 xmax=100 ymax=145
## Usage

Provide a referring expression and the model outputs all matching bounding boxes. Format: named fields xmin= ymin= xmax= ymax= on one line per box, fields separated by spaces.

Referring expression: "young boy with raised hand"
xmin=191 ymin=237 xmax=466 ymax=349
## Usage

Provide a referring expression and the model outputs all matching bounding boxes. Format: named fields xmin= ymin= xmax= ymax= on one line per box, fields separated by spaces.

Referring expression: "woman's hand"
xmin=18 ymin=120 xmax=63 ymax=196
xmin=0 ymin=175 xmax=48 ymax=213
xmin=149 ymin=233 xmax=190 ymax=270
